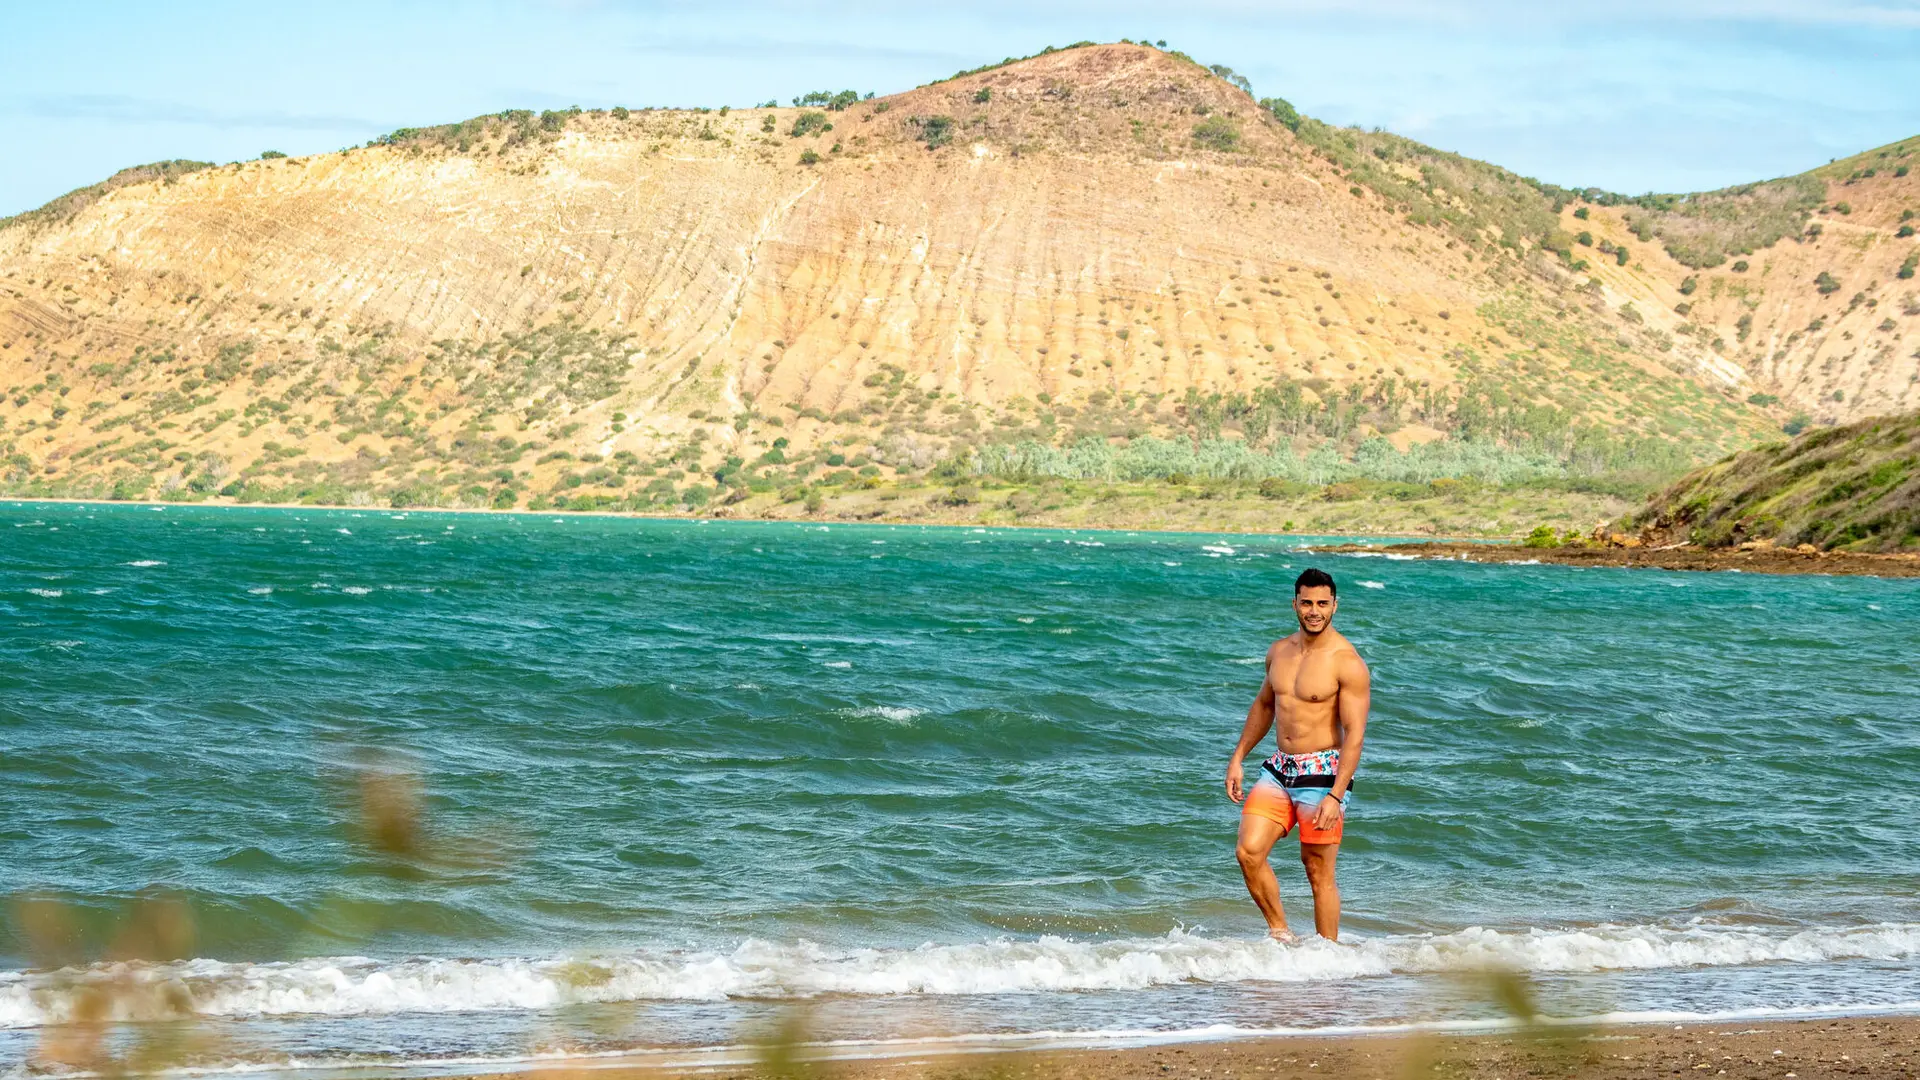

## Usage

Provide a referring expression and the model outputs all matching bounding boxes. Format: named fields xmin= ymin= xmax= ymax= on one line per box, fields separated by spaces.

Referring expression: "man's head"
xmin=1293 ymin=568 xmax=1337 ymax=636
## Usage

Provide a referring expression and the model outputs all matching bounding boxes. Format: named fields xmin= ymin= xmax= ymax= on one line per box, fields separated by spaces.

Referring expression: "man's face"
xmin=1294 ymin=586 xmax=1336 ymax=635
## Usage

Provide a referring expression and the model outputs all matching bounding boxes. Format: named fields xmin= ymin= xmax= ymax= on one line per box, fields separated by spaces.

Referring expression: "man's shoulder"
xmin=1328 ymin=630 xmax=1369 ymax=667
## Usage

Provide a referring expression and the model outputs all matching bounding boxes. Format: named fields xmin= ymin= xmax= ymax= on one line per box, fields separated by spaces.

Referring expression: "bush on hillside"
xmin=913 ymin=115 xmax=955 ymax=149
xmin=793 ymin=89 xmax=861 ymax=111
xmin=1192 ymin=115 xmax=1241 ymax=152
xmin=1258 ymin=96 xmax=1300 ymax=131
xmin=789 ymin=111 xmax=830 ymax=137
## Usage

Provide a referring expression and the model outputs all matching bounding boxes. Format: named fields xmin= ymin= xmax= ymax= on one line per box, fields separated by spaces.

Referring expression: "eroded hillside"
xmin=0 ymin=42 xmax=1907 ymax=512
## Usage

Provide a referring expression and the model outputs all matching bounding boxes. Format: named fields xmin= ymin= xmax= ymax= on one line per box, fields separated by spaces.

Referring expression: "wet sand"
xmin=560 ymin=1014 xmax=1919 ymax=1079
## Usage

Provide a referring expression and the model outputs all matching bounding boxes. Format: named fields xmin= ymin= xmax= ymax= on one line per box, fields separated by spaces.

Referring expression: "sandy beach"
xmin=557 ymin=1015 xmax=1919 ymax=1080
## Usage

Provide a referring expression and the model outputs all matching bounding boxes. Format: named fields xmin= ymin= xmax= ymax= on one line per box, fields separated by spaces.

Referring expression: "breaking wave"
xmin=4 ymin=921 xmax=1915 ymax=1028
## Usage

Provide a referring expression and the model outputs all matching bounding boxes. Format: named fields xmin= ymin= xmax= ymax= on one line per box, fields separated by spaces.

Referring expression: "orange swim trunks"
xmin=1241 ymin=747 xmax=1350 ymax=844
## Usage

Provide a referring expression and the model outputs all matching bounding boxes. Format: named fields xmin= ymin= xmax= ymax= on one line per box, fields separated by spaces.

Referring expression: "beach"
xmin=620 ymin=1015 xmax=1918 ymax=1080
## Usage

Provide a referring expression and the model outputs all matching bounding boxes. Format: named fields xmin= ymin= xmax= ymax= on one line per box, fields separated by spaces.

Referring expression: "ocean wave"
xmin=3 ymin=922 xmax=1915 ymax=1027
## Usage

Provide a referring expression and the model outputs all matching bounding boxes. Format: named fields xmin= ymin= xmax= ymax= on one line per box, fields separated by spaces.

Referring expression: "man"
xmin=1224 ymin=568 xmax=1370 ymax=942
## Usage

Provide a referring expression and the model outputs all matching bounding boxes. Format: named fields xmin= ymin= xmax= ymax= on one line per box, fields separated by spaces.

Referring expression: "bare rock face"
xmin=0 ymin=44 xmax=1909 ymax=507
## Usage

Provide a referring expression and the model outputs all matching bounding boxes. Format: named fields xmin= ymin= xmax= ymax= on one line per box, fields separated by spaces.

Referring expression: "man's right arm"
xmin=1225 ymin=645 xmax=1277 ymax=803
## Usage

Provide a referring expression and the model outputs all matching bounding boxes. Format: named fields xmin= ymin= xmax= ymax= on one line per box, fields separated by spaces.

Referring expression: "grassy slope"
xmin=1629 ymin=413 xmax=1920 ymax=550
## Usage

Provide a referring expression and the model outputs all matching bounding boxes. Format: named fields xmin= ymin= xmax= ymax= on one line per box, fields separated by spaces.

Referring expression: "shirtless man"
xmin=1225 ymin=568 xmax=1370 ymax=942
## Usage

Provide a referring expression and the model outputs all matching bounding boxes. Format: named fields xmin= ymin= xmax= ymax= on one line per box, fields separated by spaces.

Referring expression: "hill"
xmin=0 ymin=42 xmax=1913 ymax=515
xmin=1628 ymin=412 xmax=1919 ymax=552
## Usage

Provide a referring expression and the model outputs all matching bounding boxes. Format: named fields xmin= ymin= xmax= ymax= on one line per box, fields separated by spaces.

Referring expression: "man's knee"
xmin=1236 ymin=838 xmax=1273 ymax=869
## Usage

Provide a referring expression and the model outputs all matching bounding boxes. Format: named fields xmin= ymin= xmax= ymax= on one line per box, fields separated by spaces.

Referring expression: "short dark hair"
xmin=1294 ymin=568 xmax=1336 ymax=596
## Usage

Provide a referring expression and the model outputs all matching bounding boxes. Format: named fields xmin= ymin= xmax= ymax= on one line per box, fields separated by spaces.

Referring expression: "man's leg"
xmin=1235 ymin=811 xmax=1293 ymax=940
xmin=1299 ymin=842 xmax=1340 ymax=940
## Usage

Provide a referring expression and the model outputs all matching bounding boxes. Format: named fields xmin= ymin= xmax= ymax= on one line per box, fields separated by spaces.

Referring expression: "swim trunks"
xmin=1241 ymin=747 xmax=1351 ymax=844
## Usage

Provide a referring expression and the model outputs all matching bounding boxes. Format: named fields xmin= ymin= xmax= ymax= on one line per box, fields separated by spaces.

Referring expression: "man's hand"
xmin=1311 ymin=794 xmax=1345 ymax=831
xmin=1226 ymin=759 xmax=1245 ymax=803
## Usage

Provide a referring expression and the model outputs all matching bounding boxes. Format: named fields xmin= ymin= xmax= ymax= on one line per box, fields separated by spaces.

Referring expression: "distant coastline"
xmin=14 ymin=493 xmax=1920 ymax=578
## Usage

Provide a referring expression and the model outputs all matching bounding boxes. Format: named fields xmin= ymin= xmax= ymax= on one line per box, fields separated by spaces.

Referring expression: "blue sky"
xmin=2 ymin=0 xmax=1916 ymax=217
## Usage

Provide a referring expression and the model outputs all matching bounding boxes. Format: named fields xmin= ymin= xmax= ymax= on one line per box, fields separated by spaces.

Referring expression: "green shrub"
xmin=1815 ymin=271 xmax=1842 ymax=295
xmin=1834 ymin=202 xmax=1852 ymax=215
xmin=1898 ymin=224 xmax=1916 ymax=238
xmin=1679 ymin=275 xmax=1697 ymax=295
xmin=790 ymin=111 xmax=829 ymax=137
xmin=1614 ymin=245 xmax=1630 ymax=266
xmin=260 ymin=150 xmax=286 ymax=160
xmin=1576 ymin=231 xmax=1593 ymax=246
xmin=793 ymin=90 xmax=860 ymax=111
xmin=1192 ymin=115 xmax=1241 ymax=152
xmin=611 ymin=106 xmax=629 ymax=120
xmin=1731 ymin=259 xmax=1749 ymax=272
xmin=1746 ymin=392 xmax=1779 ymax=406
xmin=1258 ymin=96 xmax=1300 ymax=131
xmin=1522 ymin=524 xmax=1560 ymax=548
xmin=1783 ymin=413 xmax=1810 ymax=435
xmin=1573 ymin=206 xmax=1589 ymax=219
xmin=914 ymin=115 xmax=955 ymax=149
xmin=973 ymin=87 xmax=992 ymax=104
xmin=798 ymin=149 xmax=821 ymax=165
xmin=1900 ymin=253 xmax=1918 ymax=280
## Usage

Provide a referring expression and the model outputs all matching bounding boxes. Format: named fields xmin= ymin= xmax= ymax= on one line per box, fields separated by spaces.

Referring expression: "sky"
xmin=2 ymin=0 xmax=1917 ymax=217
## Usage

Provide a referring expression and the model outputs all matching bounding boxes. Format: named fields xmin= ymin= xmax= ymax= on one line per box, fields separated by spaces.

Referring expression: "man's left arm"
xmin=1312 ymin=649 xmax=1371 ymax=830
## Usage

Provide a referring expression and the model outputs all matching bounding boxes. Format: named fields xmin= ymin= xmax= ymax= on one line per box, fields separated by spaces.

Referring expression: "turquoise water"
xmin=3 ymin=502 xmax=1918 ymax=1074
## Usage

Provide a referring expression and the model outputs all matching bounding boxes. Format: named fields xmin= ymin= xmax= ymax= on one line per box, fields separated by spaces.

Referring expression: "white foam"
xmin=823 ymin=660 xmax=852 ymax=669
xmin=2 ymin=922 xmax=1914 ymax=1028
xmin=124 ymin=560 xmax=167 ymax=568
xmin=341 ymin=586 xmax=373 ymax=595
xmin=848 ymin=705 xmax=924 ymax=724
xmin=27 ymin=588 xmax=62 ymax=598
xmin=1201 ymin=544 xmax=1236 ymax=555
xmin=247 ymin=587 xmax=273 ymax=595
xmin=1357 ymin=580 xmax=1385 ymax=589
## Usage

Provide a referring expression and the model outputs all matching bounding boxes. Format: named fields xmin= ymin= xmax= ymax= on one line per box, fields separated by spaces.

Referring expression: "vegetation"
xmin=1191 ymin=115 xmax=1241 ymax=152
xmin=789 ymin=111 xmax=830 ymax=138
xmin=933 ymin=41 xmax=1102 ymax=85
xmin=0 ymin=160 xmax=213 ymax=233
xmin=1630 ymin=413 xmax=1920 ymax=551
xmin=791 ymin=89 xmax=863 ymax=111
xmin=1281 ymin=118 xmax=1572 ymax=255
xmin=912 ymin=115 xmax=955 ymax=149
xmin=1602 ymin=174 xmax=1826 ymax=269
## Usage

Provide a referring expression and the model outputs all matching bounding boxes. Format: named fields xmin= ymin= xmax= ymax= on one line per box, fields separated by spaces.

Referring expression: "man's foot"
xmin=1267 ymin=927 xmax=1298 ymax=944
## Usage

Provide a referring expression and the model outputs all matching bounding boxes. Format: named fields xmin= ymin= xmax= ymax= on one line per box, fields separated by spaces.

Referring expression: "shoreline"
xmin=464 ymin=1014 xmax=1920 ymax=1079
xmin=12 ymin=495 xmax=1918 ymax=579
xmin=0 ymin=494 xmax=1468 ymax=543
xmin=1312 ymin=540 xmax=1920 ymax=579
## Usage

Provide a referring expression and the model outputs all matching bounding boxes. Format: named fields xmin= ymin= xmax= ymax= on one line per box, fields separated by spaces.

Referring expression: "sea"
xmin=2 ymin=502 xmax=1917 ymax=1077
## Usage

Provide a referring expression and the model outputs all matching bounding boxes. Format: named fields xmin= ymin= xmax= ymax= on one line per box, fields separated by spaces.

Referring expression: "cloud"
xmin=623 ymin=35 xmax=967 ymax=64
xmin=12 ymin=94 xmax=378 ymax=132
